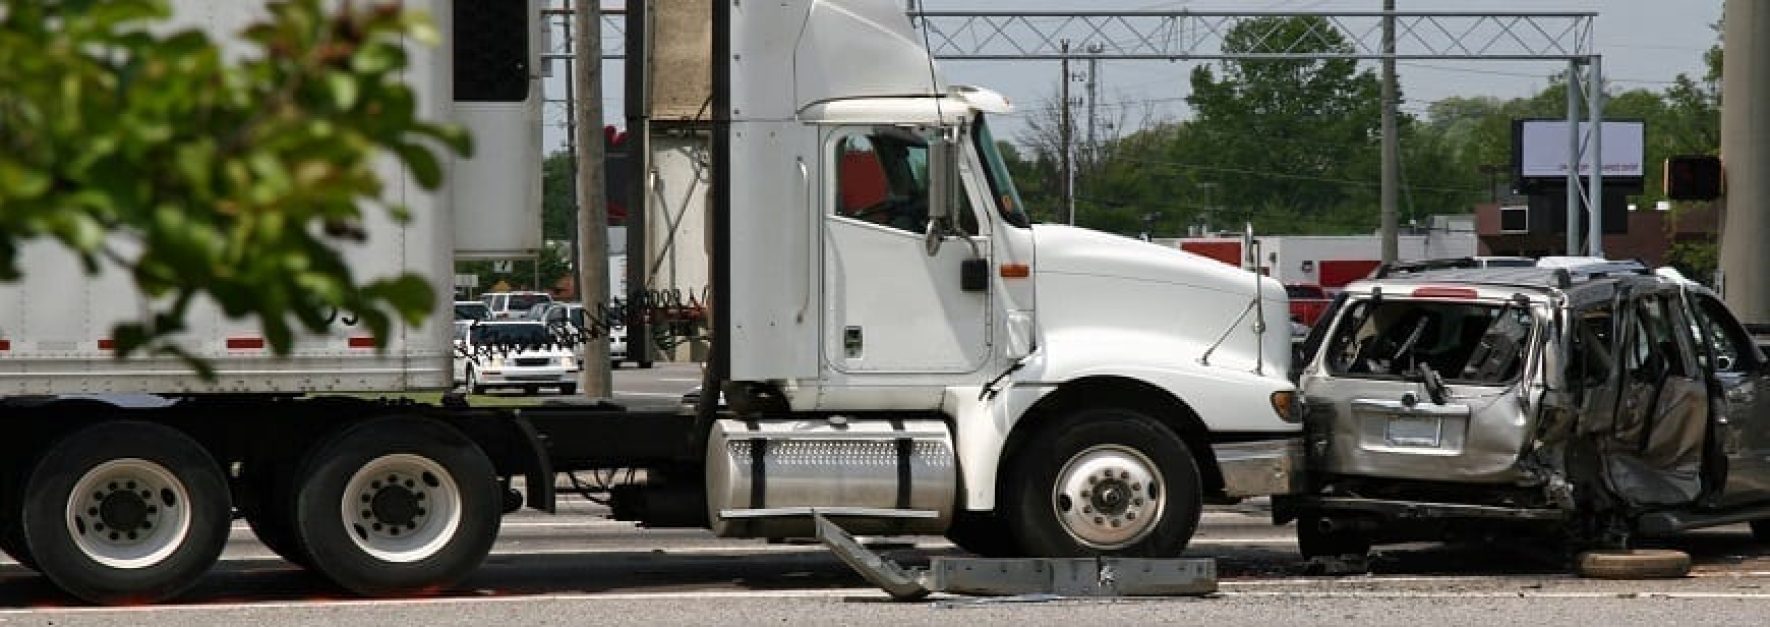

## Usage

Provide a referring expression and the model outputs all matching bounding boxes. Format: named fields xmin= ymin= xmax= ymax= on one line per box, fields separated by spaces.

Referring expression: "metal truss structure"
xmin=908 ymin=11 xmax=1593 ymax=61
xmin=551 ymin=6 xmax=1611 ymax=256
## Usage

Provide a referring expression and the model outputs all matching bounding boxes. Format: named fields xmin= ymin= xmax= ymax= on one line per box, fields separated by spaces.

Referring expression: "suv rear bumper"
xmin=1213 ymin=438 xmax=1305 ymax=498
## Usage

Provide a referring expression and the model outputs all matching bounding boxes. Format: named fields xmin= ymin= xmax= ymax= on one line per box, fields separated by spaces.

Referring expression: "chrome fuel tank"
xmin=705 ymin=417 xmax=955 ymax=538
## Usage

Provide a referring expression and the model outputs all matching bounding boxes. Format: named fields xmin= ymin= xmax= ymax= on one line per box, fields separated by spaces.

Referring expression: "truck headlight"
xmin=561 ymin=356 xmax=578 ymax=370
xmin=1270 ymin=391 xmax=1297 ymax=422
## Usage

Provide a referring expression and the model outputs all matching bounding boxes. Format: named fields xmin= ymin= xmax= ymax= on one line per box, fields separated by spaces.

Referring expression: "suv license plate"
xmin=1385 ymin=415 xmax=1443 ymax=448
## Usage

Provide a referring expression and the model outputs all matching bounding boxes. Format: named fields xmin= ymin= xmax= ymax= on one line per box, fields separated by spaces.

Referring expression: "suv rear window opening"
xmin=1325 ymin=299 xmax=1534 ymax=384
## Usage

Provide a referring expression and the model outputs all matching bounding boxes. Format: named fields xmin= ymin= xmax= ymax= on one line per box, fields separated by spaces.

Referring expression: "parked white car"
xmin=481 ymin=291 xmax=553 ymax=320
xmin=533 ymin=302 xmax=644 ymax=368
xmin=454 ymin=321 xmax=580 ymax=395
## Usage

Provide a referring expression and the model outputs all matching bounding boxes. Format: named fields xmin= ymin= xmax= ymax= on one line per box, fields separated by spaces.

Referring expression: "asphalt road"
xmin=4 ymin=363 xmax=1770 ymax=624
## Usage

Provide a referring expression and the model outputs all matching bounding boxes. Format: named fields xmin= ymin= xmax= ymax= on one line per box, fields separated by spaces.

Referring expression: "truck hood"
xmin=1031 ymin=224 xmax=1277 ymax=298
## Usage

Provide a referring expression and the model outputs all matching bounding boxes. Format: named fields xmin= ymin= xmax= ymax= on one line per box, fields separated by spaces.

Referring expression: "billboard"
xmin=1514 ymin=119 xmax=1646 ymax=179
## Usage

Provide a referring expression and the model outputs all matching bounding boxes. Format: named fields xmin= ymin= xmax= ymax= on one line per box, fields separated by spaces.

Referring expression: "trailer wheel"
xmin=20 ymin=421 xmax=230 ymax=604
xmin=559 ymin=384 xmax=577 ymax=396
xmin=239 ymin=460 xmax=309 ymax=568
xmin=1003 ymin=407 xmax=1202 ymax=557
xmin=0 ymin=471 xmax=39 ymax=571
xmin=291 ymin=416 xmax=500 ymax=596
xmin=1752 ymin=520 xmax=1770 ymax=543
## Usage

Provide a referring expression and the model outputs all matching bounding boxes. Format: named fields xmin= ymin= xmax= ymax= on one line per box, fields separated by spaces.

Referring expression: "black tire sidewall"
xmin=20 ymin=421 xmax=230 ymax=604
xmin=293 ymin=417 xmax=500 ymax=596
xmin=1006 ymin=408 xmax=1202 ymax=557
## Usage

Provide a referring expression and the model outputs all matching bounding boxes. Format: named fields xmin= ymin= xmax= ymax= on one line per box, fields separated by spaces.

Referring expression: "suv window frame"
xmin=1321 ymin=294 xmax=1542 ymax=387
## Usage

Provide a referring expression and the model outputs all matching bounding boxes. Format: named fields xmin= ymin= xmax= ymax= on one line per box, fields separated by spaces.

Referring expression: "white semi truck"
xmin=0 ymin=0 xmax=1300 ymax=604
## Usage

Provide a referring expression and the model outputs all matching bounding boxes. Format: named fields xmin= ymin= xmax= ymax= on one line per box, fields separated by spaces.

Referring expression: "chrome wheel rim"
xmin=340 ymin=454 xmax=462 ymax=563
xmin=65 ymin=459 xmax=193 ymax=569
xmin=1051 ymin=444 xmax=1165 ymax=550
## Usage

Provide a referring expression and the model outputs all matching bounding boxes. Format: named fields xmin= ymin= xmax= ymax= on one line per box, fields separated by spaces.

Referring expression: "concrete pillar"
xmin=1721 ymin=1 xmax=1770 ymax=323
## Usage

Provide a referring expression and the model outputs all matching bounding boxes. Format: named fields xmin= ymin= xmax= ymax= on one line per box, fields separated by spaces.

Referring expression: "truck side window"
xmin=834 ymin=128 xmax=978 ymax=236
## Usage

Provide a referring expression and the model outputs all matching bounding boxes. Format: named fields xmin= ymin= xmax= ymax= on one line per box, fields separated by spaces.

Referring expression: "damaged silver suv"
xmin=1277 ymin=260 xmax=1770 ymax=560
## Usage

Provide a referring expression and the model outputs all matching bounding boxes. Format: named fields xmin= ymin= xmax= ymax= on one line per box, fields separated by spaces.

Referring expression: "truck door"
xmin=1686 ymin=292 xmax=1770 ymax=506
xmin=821 ymin=126 xmax=990 ymax=374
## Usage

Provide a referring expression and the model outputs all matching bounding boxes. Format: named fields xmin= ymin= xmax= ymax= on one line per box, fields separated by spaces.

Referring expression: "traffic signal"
xmin=1665 ymin=155 xmax=1722 ymax=201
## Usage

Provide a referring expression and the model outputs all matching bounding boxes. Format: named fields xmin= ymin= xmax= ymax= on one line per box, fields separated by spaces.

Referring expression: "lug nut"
xmin=1094 ymin=517 xmax=1105 ymax=525
xmin=1132 ymin=482 xmax=1142 ymax=491
xmin=1134 ymin=498 xmax=1143 ymax=507
xmin=1082 ymin=506 xmax=1092 ymax=514
xmin=1110 ymin=519 xmax=1121 ymax=528
xmin=1126 ymin=512 xmax=1136 ymax=521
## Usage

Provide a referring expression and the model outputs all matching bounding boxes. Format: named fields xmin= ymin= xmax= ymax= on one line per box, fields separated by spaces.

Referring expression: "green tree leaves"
xmin=0 ymin=0 xmax=471 ymax=365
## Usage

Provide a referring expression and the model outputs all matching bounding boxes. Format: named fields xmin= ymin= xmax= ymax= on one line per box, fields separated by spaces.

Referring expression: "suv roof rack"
xmin=1364 ymin=258 xmax=1651 ymax=292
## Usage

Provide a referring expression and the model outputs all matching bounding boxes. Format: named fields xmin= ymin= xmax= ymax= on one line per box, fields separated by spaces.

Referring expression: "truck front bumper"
xmin=1212 ymin=438 xmax=1304 ymax=498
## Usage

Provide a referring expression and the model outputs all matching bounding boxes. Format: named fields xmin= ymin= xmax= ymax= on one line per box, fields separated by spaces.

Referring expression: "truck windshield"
xmin=508 ymin=294 xmax=552 ymax=311
xmin=1324 ymin=299 xmax=1535 ymax=384
xmin=472 ymin=324 xmax=552 ymax=346
xmin=973 ymin=115 xmax=1032 ymax=228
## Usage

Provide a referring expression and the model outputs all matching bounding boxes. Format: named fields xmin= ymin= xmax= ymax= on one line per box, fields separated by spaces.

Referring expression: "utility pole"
xmin=1379 ymin=0 xmax=1399 ymax=264
xmin=561 ymin=0 xmax=580 ymax=294
xmin=1085 ymin=43 xmax=1101 ymax=170
xmin=574 ymin=0 xmax=612 ymax=397
xmin=1060 ymin=39 xmax=1075 ymax=225
xmin=1721 ymin=0 xmax=1770 ymax=324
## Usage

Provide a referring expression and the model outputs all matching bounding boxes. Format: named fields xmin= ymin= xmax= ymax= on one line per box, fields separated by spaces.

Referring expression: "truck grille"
xmin=514 ymin=357 xmax=551 ymax=367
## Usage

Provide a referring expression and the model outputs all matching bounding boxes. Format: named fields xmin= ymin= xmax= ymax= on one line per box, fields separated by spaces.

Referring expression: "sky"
xmin=538 ymin=1 xmax=1724 ymax=153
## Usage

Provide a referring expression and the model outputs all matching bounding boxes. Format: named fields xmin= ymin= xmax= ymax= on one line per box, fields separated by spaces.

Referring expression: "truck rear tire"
xmin=1002 ymin=407 xmax=1202 ymax=557
xmin=291 ymin=416 xmax=501 ymax=596
xmin=20 ymin=421 xmax=231 ymax=604
xmin=1752 ymin=520 xmax=1770 ymax=543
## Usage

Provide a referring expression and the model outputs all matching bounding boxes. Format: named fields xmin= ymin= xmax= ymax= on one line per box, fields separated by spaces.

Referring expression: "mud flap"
xmin=814 ymin=514 xmax=1218 ymax=601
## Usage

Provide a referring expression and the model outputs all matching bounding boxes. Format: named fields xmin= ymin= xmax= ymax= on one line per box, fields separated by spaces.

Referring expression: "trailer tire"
xmin=559 ymin=384 xmax=578 ymax=396
xmin=291 ymin=416 xmax=500 ymax=596
xmin=20 ymin=421 xmax=231 ymax=605
xmin=239 ymin=460 xmax=309 ymax=568
xmin=1751 ymin=520 xmax=1770 ymax=543
xmin=1003 ymin=407 xmax=1202 ymax=557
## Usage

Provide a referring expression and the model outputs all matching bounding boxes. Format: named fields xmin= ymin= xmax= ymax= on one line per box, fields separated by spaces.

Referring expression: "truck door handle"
xmin=796 ymin=158 xmax=812 ymax=323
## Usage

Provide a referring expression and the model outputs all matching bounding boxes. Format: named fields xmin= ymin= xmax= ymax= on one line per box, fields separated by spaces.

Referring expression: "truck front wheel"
xmin=291 ymin=416 xmax=501 ymax=596
xmin=20 ymin=421 xmax=231 ymax=604
xmin=1003 ymin=408 xmax=1202 ymax=557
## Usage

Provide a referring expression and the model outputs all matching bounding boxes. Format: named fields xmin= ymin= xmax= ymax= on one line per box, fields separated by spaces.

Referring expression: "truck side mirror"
xmin=924 ymin=132 xmax=957 ymax=256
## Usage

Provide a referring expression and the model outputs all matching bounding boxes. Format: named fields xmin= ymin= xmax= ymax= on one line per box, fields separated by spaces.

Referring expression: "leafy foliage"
xmin=0 ymin=0 xmax=470 ymax=366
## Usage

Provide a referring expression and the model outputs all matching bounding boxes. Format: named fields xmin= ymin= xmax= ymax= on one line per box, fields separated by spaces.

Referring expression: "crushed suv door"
xmin=1687 ymin=292 xmax=1770 ymax=506
xmin=1590 ymin=290 xmax=1710 ymax=508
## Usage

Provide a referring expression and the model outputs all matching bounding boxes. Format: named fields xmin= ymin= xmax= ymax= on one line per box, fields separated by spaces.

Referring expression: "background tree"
xmin=1177 ymin=16 xmax=1385 ymax=233
xmin=0 ymin=0 xmax=469 ymax=365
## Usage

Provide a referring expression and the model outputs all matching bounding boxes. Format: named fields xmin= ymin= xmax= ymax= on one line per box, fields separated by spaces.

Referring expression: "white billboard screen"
xmin=1518 ymin=120 xmax=1645 ymax=178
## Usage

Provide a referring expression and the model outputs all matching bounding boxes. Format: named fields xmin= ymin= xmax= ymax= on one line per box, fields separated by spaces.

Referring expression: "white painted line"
xmin=1220 ymin=575 xmax=1569 ymax=587
xmin=657 ymin=377 xmax=701 ymax=382
xmin=1221 ymin=590 xmax=1770 ymax=600
xmin=0 ymin=588 xmax=882 ymax=616
xmin=614 ymin=391 xmax=690 ymax=398
xmin=229 ymin=520 xmax=636 ymax=533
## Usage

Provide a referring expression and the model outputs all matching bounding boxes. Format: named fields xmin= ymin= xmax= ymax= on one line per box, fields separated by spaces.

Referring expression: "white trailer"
xmin=0 ymin=0 xmax=1301 ymax=604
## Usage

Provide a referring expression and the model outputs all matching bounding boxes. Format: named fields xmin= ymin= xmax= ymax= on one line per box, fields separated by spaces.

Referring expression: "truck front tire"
xmin=1003 ymin=407 xmax=1202 ymax=557
xmin=20 ymin=421 xmax=231 ymax=605
xmin=291 ymin=416 xmax=501 ymax=596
